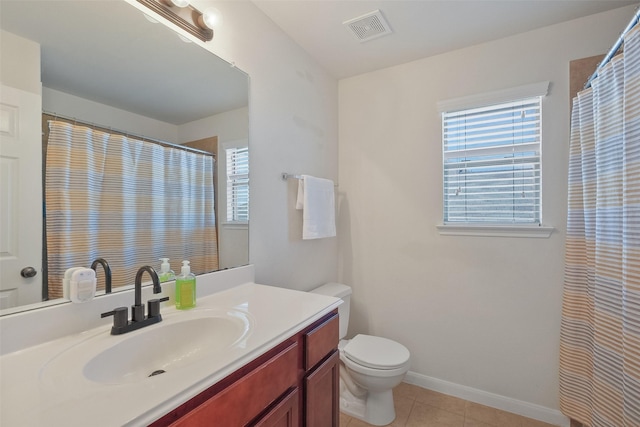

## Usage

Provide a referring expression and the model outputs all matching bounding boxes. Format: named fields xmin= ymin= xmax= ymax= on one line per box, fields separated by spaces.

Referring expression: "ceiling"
xmin=0 ymin=1 xmax=636 ymax=123
xmin=253 ymin=0 xmax=639 ymax=79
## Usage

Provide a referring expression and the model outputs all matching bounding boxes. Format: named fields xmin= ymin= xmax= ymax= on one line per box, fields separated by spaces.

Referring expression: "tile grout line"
xmin=403 ymin=399 xmax=416 ymax=427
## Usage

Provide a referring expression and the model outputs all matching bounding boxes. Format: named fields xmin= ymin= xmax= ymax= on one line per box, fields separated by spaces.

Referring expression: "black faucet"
xmin=100 ymin=265 xmax=169 ymax=335
xmin=91 ymin=258 xmax=112 ymax=294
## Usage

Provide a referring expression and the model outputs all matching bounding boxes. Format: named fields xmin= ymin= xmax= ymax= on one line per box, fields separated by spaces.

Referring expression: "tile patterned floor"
xmin=339 ymin=383 xmax=559 ymax=427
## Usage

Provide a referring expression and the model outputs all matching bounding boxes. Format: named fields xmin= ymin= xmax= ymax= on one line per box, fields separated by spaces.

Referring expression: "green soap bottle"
xmin=158 ymin=258 xmax=175 ymax=283
xmin=175 ymin=260 xmax=196 ymax=310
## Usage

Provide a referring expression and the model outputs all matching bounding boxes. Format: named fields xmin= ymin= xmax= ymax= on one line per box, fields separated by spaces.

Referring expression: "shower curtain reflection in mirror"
xmin=45 ymin=121 xmax=218 ymax=298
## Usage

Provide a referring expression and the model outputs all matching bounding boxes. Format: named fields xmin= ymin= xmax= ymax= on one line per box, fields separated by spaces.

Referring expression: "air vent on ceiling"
xmin=343 ymin=10 xmax=392 ymax=42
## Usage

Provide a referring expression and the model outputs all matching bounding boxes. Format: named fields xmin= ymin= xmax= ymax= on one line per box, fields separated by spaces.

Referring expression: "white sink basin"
xmin=40 ymin=309 xmax=253 ymax=386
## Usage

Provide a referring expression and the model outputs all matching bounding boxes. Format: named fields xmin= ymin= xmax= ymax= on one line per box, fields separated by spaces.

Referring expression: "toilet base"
xmin=339 ymin=377 xmax=396 ymax=426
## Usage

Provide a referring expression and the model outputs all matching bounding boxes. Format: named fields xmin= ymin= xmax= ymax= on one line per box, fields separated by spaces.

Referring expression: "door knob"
xmin=20 ymin=267 xmax=37 ymax=278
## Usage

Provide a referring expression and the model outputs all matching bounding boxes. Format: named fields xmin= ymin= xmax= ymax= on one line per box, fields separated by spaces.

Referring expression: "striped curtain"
xmin=45 ymin=121 xmax=218 ymax=298
xmin=560 ymin=26 xmax=640 ymax=426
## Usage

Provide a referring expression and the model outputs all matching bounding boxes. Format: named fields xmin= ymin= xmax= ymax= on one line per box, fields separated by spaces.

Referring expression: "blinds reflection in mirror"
xmin=45 ymin=121 xmax=218 ymax=298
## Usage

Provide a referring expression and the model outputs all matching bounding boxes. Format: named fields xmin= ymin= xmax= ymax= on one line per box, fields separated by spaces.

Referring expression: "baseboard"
xmin=404 ymin=371 xmax=570 ymax=427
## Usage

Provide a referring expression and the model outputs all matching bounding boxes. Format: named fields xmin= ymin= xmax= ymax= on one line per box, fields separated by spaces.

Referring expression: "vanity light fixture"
xmin=160 ymin=0 xmax=190 ymax=7
xmin=143 ymin=13 xmax=160 ymax=24
xmin=137 ymin=0 xmax=213 ymax=42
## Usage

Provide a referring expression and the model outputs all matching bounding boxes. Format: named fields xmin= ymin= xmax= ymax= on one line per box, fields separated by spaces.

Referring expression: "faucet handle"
xmin=131 ymin=304 xmax=145 ymax=323
xmin=101 ymin=306 xmax=128 ymax=330
xmin=148 ymin=297 xmax=170 ymax=318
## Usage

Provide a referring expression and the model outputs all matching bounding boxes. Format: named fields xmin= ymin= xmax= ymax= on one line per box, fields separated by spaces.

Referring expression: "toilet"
xmin=310 ymin=283 xmax=410 ymax=426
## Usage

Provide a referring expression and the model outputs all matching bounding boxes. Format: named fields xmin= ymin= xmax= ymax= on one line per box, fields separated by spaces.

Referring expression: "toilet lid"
xmin=343 ymin=334 xmax=410 ymax=370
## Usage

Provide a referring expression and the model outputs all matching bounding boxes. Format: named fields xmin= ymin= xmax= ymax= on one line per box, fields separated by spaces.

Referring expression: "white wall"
xmin=338 ymin=4 xmax=635 ymax=417
xmin=178 ymin=107 xmax=248 ymax=143
xmin=42 ymin=88 xmax=179 ymax=142
xmin=0 ymin=30 xmax=40 ymax=94
xmin=152 ymin=0 xmax=340 ymax=290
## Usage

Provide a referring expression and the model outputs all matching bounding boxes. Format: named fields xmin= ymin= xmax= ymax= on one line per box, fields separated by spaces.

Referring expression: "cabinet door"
xmin=304 ymin=350 xmax=339 ymax=427
xmin=250 ymin=388 xmax=299 ymax=427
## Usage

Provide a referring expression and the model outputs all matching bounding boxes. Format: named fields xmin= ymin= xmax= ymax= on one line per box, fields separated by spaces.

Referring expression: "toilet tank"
xmin=310 ymin=282 xmax=351 ymax=339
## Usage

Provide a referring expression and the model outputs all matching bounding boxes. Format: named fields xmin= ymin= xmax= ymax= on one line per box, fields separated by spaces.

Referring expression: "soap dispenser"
xmin=158 ymin=258 xmax=175 ymax=283
xmin=175 ymin=260 xmax=196 ymax=310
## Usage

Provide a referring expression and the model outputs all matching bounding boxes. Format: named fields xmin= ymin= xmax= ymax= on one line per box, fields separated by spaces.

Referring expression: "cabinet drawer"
xmin=170 ymin=340 xmax=299 ymax=427
xmin=303 ymin=312 xmax=338 ymax=371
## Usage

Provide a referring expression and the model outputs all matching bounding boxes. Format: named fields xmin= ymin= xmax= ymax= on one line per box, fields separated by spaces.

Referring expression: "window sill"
xmin=436 ymin=224 xmax=554 ymax=238
xmin=222 ymin=222 xmax=248 ymax=230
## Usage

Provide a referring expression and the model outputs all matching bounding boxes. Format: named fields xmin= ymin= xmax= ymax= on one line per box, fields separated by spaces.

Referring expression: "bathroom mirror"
xmin=0 ymin=0 xmax=249 ymax=315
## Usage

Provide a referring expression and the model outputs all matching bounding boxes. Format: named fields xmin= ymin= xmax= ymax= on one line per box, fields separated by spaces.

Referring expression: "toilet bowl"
xmin=310 ymin=283 xmax=410 ymax=426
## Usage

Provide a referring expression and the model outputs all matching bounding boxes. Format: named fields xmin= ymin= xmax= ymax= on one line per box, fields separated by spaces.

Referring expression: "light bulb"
xmin=198 ymin=7 xmax=223 ymax=29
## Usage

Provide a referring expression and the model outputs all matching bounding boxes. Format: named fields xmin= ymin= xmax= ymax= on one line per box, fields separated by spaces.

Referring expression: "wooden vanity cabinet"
xmin=150 ymin=309 xmax=339 ymax=427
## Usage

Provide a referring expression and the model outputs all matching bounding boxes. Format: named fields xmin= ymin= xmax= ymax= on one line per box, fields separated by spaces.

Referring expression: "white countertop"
xmin=0 ymin=282 xmax=341 ymax=426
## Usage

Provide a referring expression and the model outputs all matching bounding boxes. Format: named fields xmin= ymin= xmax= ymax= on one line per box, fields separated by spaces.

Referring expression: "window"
xmin=225 ymin=146 xmax=249 ymax=222
xmin=442 ymin=96 xmax=542 ymax=225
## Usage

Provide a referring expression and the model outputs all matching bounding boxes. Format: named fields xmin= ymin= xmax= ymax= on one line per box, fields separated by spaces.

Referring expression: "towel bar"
xmin=281 ymin=173 xmax=338 ymax=186
xmin=282 ymin=173 xmax=302 ymax=180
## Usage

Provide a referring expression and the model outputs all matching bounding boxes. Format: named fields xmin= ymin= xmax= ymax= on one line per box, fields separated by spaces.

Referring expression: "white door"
xmin=0 ymin=84 xmax=42 ymax=309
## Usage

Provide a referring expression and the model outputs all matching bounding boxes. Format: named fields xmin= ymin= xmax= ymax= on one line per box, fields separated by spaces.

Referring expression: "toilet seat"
xmin=343 ymin=334 xmax=410 ymax=370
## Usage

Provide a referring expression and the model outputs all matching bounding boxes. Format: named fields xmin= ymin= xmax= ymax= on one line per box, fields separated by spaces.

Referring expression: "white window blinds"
xmin=442 ymin=96 xmax=542 ymax=224
xmin=225 ymin=146 xmax=249 ymax=222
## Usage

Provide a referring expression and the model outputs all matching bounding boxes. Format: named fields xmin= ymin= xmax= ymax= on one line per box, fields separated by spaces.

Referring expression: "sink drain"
xmin=149 ymin=369 xmax=166 ymax=377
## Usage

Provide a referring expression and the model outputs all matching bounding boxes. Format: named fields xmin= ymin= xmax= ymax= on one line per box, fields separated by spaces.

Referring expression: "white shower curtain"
xmin=560 ymin=26 xmax=640 ymax=426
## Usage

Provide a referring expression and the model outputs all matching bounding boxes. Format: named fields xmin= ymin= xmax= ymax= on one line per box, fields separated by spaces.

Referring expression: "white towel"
xmin=296 ymin=175 xmax=336 ymax=239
